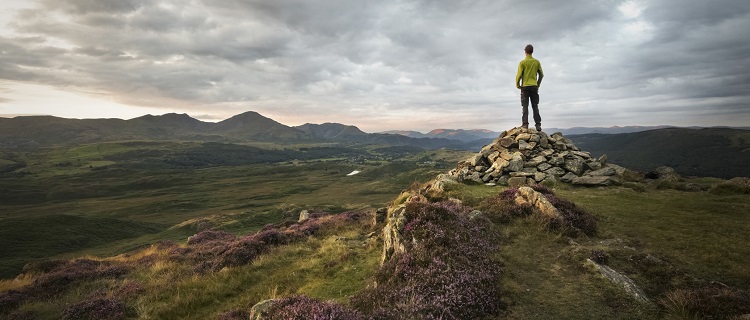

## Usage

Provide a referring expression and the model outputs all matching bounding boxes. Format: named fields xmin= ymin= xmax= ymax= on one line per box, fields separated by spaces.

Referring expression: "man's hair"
xmin=524 ymin=44 xmax=534 ymax=54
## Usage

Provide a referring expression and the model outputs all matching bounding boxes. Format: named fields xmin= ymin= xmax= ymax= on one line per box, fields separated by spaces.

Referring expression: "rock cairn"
xmin=448 ymin=127 xmax=620 ymax=186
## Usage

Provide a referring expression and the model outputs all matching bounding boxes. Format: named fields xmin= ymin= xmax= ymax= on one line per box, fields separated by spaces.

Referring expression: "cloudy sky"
xmin=1 ymin=0 xmax=748 ymax=132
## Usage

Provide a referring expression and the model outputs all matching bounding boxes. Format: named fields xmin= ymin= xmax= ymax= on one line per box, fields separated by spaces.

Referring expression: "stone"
xmin=554 ymin=141 xmax=567 ymax=150
xmin=543 ymin=173 xmax=558 ymax=184
xmin=298 ymin=210 xmax=310 ymax=222
xmin=545 ymin=167 xmax=566 ymax=176
xmin=655 ymin=166 xmax=681 ymax=182
xmin=373 ymin=207 xmax=387 ymax=224
xmin=487 ymin=151 xmax=500 ymax=162
xmin=548 ymin=156 xmax=565 ymax=166
xmin=585 ymin=160 xmax=603 ymax=171
xmin=534 ymin=172 xmax=546 ymax=182
xmin=510 ymin=172 xmax=534 ymax=177
xmin=508 ymin=176 xmax=527 ymax=188
xmin=530 ymin=134 xmax=541 ymax=143
xmin=572 ymin=175 xmax=621 ymax=186
xmin=499 ymin=137 xmax=515 ymax=148
xmin=539 ymin=135 xmax=549 ymax=148
xmin=480 ymin=144 xmax=495 ymax=156
xmin=466 ymin=172 xmax=483 ymax=184
xmin=587 ymin=167 xmax=617 ymax=176
xmin=540 ymin=149 xmax=555 ymax=157
xmin=468 ymin=210 xmax=484 ymax=220
xmin=492 ymin=158 xmax=509 ymax=172
xmin=499 ymin=149 xmax=513 ymax=161
xmin=382 ymin=205 xmax=408 ymax=262
xmin=515 ymin=187 xmax=563 ymax=222
xmin=564 ymin=157 xmax=585 ymax=176
xmin=586 ymin=259 xmax=650 ymax=304
xmin=496 ymin=175 xmax=510 ymax=186
xmin=468 ymin=153 xmax=488 ymax=167
xmin=560 ymin=172 xmax=578 ymax=183
xmin=598 ymin=154 xmax=608 ymax=164
xmin=515 ymin=133 xmax=532 ymax=141
xmin=518 ymin=140 xmax=531 ymax=150
xmin=481 ymin=172 xmax=494 ymax=182
xmin=537 ymin=162 xmax=552 ymax=172
xmin=572 ymin=151 xmax=592 ymax=159
xmin=525 ymin=155 xmax=547 ymax=167
xmin=249 ymin=299 xmax=277 ymax=320
xmin=507 ymin=155 xmax=524 ymax=172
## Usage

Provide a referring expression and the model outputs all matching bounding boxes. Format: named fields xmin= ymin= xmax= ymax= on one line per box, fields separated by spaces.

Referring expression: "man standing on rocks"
xmin=516 ymin=44 xmax=544 ymax=131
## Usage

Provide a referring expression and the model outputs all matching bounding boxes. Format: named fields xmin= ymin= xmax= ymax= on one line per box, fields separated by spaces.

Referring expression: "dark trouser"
xmin=520 ymin=86 xmax=541 ymax=128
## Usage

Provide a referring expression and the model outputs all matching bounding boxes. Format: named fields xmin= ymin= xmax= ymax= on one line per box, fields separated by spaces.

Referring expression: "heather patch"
xmin=266 ymin=295 xmax=364 ymax=320
xmin=352 ymin=201 xmax=503 ymax=319
xmin=62 ymin=298 xmax=128 ymax=320
xmin=172 ymin=211 xmax=370 ymax=273
xmin=660 ymin=285 xmax=750 ymax=319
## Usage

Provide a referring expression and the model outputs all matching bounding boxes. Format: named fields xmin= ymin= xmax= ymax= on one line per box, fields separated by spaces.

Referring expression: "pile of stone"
xmin=448 ymin=127 xmax=620 ymax=186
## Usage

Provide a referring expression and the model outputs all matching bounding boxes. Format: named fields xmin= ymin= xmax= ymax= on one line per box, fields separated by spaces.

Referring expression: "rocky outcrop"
xmin=448 ymin=127 xmax=618 ymax=186
xmin=586 ymin=259 xmax=651 ymax=304
xmin=248 ymin=299 xmax=276 ymax=320
xmin=514 ymin=186 xmax=563 ymax=224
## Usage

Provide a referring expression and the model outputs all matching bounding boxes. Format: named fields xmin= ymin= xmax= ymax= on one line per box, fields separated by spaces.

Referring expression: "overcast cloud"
xmin=0 ymin=0 xmax=748 ymax=132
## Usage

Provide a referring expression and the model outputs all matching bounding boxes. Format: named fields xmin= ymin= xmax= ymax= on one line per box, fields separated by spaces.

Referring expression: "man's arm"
xmin=536 ymin=64 xmax=544 ymax=87
xmin=516 ymin=63 xmax=524 ymax=89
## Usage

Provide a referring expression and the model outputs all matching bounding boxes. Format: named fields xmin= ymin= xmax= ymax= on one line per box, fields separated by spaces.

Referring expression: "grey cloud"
xmin=39 ymin=0 xmax=146 ymax=15
xmin=1 ymin=0 xmax=749 ymax=129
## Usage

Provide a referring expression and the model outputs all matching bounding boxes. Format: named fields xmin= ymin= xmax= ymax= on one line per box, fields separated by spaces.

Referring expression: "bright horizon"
xmin=1 ymin=1 xmax=749 ymax=132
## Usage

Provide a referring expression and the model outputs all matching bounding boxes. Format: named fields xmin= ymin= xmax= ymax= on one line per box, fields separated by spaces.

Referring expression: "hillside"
xmin=0 ymin=112 xmax=473 ymax=150
xmin=1 ymin=127 xmax=749 ymax=319
xmin=569 ymin=127 xmax=750 ymax=178
xmin=297 ymin=123 xmax=470 ymax=149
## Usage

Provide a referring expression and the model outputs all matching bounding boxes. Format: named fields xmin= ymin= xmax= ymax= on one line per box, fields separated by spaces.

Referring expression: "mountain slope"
xmin=296 ymin=122 xmax=472 ymax=149
xmin=569 ymin=127 xmax=750 ymax=178
xmin=209 ymin=111 xmax=312 ymax=142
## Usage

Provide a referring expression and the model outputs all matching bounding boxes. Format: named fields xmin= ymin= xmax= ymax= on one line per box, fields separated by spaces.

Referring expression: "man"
xmin=515 ymin=44 xmax=544 ymax=131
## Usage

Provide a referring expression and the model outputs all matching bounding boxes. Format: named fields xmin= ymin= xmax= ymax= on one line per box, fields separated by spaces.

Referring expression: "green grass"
xmin=441 ymin=183 xmax=750 ymax=319
xmin=0 ymin=215 xmax=166 ymax=277
xmin=556 ymin=187 xmax=750 ymax=289
xmin=0 ymin=141 xmax=442 ymax=279
xmin=130 ymin=236 xmax=380 ymax=320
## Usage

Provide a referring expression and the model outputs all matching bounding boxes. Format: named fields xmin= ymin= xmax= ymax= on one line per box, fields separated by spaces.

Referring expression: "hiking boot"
xmin=535 ymin=125 xmax=542 ymax=131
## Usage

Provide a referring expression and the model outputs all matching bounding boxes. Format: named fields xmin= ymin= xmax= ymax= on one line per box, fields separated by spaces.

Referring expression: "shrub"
xmin=352 ymin=201 xmax=504 ymax=319
xmin=62 ymin=298 xmax=127 ymax=320
xmin=187 ymin=230 xmax=236 ymax=245
xmin=477 ymin=190 xmax=534 ymax=223
xmin=590 ymin=249 xmax=608 ymax=264
xmin=660 ymin=285 xmax=750 ymax=319
xmin=0 ymin=290 xmax=25 ymax=314
xmin=267 ymin=296 xmax=363 ymax=320
xmin=532 ymin=185 xmax=597 ymax=236
xmin=114 ymin=281 xmax=145 ymax=299
xmin=217 ymin=309 xmax=250 ymax=320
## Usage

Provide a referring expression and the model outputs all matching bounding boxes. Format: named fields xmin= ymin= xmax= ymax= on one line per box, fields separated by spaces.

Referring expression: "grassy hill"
xmin=1 ymin=128 xmax=749 ymax=319
xmin=569 ymin=128 xmax=750 ymax=178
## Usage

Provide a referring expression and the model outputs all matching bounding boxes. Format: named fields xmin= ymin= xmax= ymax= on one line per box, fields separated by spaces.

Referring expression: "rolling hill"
xmin=568 ymin=127 xmax=750 ymax=178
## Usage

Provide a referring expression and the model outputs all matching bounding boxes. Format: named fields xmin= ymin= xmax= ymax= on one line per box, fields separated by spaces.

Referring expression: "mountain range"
xmin=0 ymin=112 xmax=467 ymax=149
xmin=2 ymin=111 xmax=749 ymax=178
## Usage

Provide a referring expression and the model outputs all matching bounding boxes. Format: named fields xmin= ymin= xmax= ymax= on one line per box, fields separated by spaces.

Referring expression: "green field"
xmin=2 ymin=139 xmax=749 ymax=319
xmin=0 ymin=141 xmax=468 ymax=279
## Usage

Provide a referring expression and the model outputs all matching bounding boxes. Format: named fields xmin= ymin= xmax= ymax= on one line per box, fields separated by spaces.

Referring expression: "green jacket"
xmin=516 ymin=55 xmax=544 ymax=88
